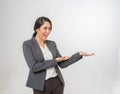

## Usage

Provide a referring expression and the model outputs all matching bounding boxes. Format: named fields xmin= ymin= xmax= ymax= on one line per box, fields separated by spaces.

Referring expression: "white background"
xmin=0 ymin=0 xmax=120 ymax=94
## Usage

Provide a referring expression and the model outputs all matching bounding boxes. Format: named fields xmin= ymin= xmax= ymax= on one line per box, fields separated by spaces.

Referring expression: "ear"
xmin=36 ymin=28 xmax=39 ymax=33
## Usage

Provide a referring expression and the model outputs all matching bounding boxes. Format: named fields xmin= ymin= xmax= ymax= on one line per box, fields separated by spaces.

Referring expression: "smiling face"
xmin=36 ymin=21 xmax=51 ymax=41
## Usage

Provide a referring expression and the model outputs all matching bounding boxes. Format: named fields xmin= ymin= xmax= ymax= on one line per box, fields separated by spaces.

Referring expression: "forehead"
xmin=42 ymin=22 xmax=51 ymax=27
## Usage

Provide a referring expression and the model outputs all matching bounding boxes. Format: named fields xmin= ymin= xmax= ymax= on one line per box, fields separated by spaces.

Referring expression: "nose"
xmin=46 ymin=29 xmax=51 ymax=34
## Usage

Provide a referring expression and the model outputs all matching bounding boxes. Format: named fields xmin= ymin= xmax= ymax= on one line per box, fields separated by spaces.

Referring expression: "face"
xmin=36 ymin=21 xmax=51 ymax=41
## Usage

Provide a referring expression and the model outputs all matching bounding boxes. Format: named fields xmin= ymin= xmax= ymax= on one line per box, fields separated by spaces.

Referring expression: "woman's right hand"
xmin=56 ymin=56 xmax=70 ymax=63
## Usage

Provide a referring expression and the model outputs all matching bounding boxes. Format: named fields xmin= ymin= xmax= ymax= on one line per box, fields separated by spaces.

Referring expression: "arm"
xmin=53 ymin=42 xmax=83 ymax=68
xmin=58 ymin=52 xmax=83 ymax=68
xmin=22 ymin=41 xmax=58 ymax=73
xmin=53 ymin=42 xmax=95 ymax=68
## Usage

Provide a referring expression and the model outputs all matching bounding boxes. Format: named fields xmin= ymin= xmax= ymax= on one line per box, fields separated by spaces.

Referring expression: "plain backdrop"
xmin=0 ymin=0 xmax=120 ymax=94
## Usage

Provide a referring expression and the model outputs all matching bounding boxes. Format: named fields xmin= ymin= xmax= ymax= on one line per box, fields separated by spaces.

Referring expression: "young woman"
xmin=23 ymin=16 xmax=94 ymax=94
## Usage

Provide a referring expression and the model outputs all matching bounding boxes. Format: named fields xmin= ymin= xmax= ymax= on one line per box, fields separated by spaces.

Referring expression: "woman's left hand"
xmin=79 ymin=51 xmax=95 ymax=56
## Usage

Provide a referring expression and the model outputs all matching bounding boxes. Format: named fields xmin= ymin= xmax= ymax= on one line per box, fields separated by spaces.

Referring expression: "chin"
xmin=42 ymin=36 xmax=48 ymax=41
xmin=43 ymin=38 xmax=47 ymax=41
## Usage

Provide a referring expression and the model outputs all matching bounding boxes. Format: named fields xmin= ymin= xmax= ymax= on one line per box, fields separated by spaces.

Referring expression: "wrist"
xmin=55 ymin=58 xmax=59 ymax=62
xmin=79 ymin=52 xmax=82 ymax=56
xmin=56 ymin=58 xmax=62 ymax=62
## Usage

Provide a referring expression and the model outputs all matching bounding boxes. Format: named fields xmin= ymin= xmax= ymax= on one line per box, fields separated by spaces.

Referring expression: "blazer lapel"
xmin=46 ymin=41 xmax=56 ymax=58
xmin=31 ymin=37 xmax=45 ymax=61
xmin=31 ymin=37 xmax=56 ymax=61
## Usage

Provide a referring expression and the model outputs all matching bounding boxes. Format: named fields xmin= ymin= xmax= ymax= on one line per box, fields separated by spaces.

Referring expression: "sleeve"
xmin=22 ymin=41 xmax=58 ymax=73
xmin=53 ymin=41 xmax=83 ymax=68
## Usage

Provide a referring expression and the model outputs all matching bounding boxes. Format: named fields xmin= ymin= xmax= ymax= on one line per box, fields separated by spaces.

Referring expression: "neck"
xmin=35 ymin=35 xmax=45 ymax=47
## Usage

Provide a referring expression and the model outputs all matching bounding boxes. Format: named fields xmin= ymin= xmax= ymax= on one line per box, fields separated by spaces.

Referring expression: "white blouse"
xmin=39 ymin=44 xmax=57 ymax=80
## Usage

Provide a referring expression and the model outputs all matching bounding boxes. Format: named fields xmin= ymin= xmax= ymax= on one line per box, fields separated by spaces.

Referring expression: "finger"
xmin=88 ymin=53 xmax=95 ymax=56
xmin=90 ymin=53 xmax=95 ymax=55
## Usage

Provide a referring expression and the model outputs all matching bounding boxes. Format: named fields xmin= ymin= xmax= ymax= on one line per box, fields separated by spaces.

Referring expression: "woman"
xmin=23 ymin=16 xmax=94 ymax=94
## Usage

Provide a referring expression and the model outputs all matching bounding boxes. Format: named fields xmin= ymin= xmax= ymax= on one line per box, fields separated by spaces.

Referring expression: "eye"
xmin=44 ymin=27 xmax=47 ymax=30
xmin=43 ymin=27 xmax=51 ymax=31
xmin=49 ymin=27 xmax=52 ymax=30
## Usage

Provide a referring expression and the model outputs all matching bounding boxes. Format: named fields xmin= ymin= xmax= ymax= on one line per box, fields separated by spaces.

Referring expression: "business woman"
xmin=23 ymin=16 xmax=94 ymax=94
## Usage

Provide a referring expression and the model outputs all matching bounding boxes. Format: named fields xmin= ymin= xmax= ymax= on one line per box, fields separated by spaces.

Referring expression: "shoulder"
xmin=46 ymin=40 xmax=56 ymax=44
xmin=23 ymin=38 xmax=33 ymax=47
xmin=45 ymin=40 xmax=57 ymax=47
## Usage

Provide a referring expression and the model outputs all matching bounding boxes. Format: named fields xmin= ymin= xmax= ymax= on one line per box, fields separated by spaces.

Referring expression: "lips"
xmin=43 ymin=35 xmax=48 ymax=37
xmin=44 ymin=33 xmax=49 ymax=36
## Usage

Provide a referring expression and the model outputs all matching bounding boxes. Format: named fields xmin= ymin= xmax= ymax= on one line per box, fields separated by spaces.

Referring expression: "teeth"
xmin=44 ymin=33 xmax=49 ymax=36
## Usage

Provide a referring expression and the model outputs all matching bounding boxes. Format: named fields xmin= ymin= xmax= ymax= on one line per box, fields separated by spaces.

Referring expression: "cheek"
xmin=38 ymin=31 xmax=44 ymax=36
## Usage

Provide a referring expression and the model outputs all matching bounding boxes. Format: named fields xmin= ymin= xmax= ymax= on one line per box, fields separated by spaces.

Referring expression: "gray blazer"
xmin=22 ymin=37 xmax=82 ymax=91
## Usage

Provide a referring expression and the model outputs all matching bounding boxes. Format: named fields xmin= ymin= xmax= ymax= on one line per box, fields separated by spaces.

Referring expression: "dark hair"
xmin=33 ymin=16 xmax=52 ymax=37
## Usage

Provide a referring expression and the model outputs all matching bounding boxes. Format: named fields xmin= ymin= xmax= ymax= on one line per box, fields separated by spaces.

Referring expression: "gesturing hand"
xmin=62 ymin=56 xmax=70 ymax=60
xmin=56 ymin=56 xmax=70 ymax=63
xmin=79 ymin=51 xmax=95 ymax=56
